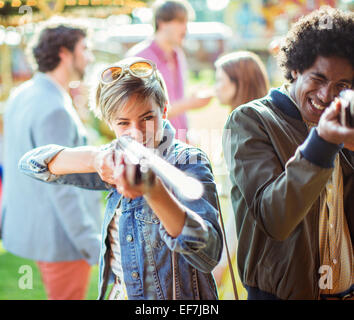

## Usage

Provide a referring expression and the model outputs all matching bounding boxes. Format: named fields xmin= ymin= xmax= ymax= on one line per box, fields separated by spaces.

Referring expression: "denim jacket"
xmin=19 ymin=121 xmax=223 ymax=299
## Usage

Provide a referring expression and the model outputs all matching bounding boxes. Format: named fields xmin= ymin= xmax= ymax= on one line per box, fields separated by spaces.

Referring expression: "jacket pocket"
xmin=134 ymin=206 xmax=165 ymax=250
xmin=134 ymin=206 xmax=160 ymax=224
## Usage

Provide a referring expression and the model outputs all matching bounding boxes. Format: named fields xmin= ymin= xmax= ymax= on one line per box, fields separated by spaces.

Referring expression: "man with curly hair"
xmin=1 ymin=24 xmax=102 ymax=299
xmin=223 ymin=6 xmax=354 ymax=300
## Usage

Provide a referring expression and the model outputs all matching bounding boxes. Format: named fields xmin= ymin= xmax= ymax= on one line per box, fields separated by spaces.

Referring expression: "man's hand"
xmin=187 ymin=89 xmax=214 ymax=110
xmin=317 ymin=98 xmax=354 ymax=151
xmin=168 ymin=88 xmax=214 ymax=118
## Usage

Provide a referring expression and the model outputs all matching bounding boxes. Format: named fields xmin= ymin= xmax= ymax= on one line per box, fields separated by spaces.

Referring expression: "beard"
xmin=72 ymin=56 xmax=85 ymax=81
xmin=73 ymin=65 xmax=85 ymax=81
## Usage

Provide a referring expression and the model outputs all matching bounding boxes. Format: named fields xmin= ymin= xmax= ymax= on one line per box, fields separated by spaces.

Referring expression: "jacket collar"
xmin=156 ymin=119 xmax=176 ymax=158
xmin=33 ymin=72 xmax=71 ymax=103
xmin=269 ymin=86 xmax=303 ymax=121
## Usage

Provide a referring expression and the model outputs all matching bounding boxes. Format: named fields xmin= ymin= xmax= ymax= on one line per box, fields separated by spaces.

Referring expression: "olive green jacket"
xmin=223 ymin=88 xmax=354 ymax=300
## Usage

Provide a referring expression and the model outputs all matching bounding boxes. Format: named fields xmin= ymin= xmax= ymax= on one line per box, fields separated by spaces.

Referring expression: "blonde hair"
xmin=215 ymin=51 xmax=270 ymax=110
xmin=92 ymin=57 xmax=169 ymax=122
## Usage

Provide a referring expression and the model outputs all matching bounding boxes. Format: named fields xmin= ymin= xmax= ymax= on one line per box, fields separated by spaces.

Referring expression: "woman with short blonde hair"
xmin=19 ymin=56 xmax=223 ymax=300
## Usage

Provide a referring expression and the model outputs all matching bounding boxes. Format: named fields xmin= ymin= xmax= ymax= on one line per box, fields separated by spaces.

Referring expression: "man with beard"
xmin=1 ymin=24 xmax=102 ymax=300
xmin=223 ymin=6 xmax=354 ymax=299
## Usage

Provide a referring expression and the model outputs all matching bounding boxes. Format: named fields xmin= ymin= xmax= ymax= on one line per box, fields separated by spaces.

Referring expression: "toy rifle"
xmin=115 ymin=135 xmax=204 ymax=200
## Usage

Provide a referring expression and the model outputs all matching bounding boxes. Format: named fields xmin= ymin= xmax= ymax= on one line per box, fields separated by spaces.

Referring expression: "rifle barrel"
xmin=116 ymin=136 xmax=204 ymax=200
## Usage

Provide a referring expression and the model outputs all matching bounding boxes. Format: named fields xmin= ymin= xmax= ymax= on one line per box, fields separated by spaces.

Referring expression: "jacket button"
xmin=132 ymin=272 xmax=139 ymax=279
xmin=126 ymin=234 xmax=133 ymax=242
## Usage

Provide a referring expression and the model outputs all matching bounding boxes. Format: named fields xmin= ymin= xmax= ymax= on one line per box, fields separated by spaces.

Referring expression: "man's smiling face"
xmin=290 ymin=56 xmax=353 ymax=124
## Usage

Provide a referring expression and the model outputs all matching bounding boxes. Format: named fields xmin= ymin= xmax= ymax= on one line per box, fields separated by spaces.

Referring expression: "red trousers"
xmin=37 ymin=259 xmax=91 ymax=300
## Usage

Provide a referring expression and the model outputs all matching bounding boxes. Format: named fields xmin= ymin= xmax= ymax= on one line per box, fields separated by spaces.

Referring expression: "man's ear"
xmin=291 ymin=70 xmax=298 ymax=80
xmin=58 ymin=46 xmax=71 ymax=63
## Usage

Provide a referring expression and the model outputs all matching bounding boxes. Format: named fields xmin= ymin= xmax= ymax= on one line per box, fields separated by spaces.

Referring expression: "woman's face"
xmin=109 ymin=95 xmax=165 ymax=149
xmin=215 ymin=67 xmax=237 ymax=107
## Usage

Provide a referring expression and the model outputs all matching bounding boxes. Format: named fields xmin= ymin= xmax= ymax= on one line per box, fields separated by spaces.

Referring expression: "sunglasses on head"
xmin=100 ymin=59 xmax=157 ymax=85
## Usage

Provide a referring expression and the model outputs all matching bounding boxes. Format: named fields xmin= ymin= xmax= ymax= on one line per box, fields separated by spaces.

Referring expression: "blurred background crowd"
xmin=0 ymin=0 xmax=353 ymax=300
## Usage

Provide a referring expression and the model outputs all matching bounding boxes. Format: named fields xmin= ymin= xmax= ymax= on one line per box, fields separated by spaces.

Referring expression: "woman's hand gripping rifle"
xmin=115 ymin=136 xmax=204 ymax=201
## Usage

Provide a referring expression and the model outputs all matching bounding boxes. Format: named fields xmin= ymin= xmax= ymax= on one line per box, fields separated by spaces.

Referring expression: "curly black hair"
xmin=30 ymin=25 xmax=86 ymax=72
xmin=277 ymin=6 xmax=354 ymax=83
